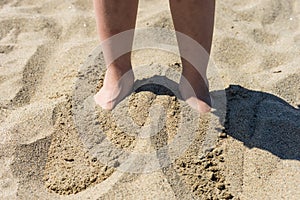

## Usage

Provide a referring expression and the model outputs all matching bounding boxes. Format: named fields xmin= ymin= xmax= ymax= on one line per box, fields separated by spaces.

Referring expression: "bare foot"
xmin=94 ymin=66 xmax=134 ymax=110
xmin=179 ymin=70 xmax=211 ymax=113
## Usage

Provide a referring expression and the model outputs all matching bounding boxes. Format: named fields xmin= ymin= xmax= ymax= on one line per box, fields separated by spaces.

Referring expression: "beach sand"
xmin=0 ymin=0 xmax=299 ymax=199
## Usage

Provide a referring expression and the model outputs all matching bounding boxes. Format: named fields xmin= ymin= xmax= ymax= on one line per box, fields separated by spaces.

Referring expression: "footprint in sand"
xmin=251 ymin=28 xmax=279 ymax=45
xmin=0 ymin=101 xmax=55 ymax=144
xmin=0 ymin=17 xmax=61 ymax=107
xmin=260 ymin=51 xmax=289 ymax=70
xmin=261 ymin=0 xmax=293 ymax=26
xmin=213 ymin=37 xmax=254 ymax=68
xmin=273 ymin=74 xmax=300 ymax=106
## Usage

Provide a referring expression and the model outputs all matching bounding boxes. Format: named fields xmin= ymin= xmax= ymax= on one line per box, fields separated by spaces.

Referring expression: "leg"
xmin=93 ymin=0 xmax=139 ymax=110
xmin=169 ymin=0 xmax=215 ymax=113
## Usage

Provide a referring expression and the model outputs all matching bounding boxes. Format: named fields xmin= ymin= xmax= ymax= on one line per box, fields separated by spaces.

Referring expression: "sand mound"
xmin=43 ymin=100 xmax=114 ymax=195
xmin=66 ymin=42 xmax=232 ymax=199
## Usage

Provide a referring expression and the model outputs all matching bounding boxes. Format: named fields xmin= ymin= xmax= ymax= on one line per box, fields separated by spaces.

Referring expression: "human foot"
xmin=179 ymin=70 xmax=211 ymax=113
xmin=94 ymin=66 xmax=134 ymax=110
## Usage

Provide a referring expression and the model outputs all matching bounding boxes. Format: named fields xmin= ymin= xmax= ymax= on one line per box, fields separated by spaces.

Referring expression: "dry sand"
xmin=0 ymin=0 xmax=299 ymax=199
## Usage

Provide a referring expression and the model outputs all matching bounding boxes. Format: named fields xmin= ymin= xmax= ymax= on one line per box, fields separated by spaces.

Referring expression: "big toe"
xmin=94 ymin=91 xmax=115 ymax=110
xmin=185 ymin=97 xmax=212 ymax=113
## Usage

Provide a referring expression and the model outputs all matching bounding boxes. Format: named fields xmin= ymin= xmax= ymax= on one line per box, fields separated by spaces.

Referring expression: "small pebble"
xmin=218 ymin=132 xmax=227 ymax=138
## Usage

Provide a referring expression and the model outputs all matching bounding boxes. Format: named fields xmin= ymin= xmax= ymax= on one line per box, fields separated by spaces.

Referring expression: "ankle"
xmin=103 ymin=64 xmax=133 ymax=86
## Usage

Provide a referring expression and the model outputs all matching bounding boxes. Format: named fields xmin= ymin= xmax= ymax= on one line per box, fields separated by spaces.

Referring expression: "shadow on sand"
xmin=212 ymin=85 xmax=300 ymax=161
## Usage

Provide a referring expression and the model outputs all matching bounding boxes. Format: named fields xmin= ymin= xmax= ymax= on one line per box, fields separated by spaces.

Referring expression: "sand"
xmin=0 ymin=0 xmax=299 ymax=199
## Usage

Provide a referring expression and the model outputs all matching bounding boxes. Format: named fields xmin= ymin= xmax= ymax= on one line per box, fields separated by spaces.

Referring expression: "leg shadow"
xmin=133 ymin=75 xmax=179 ymax=97
xmin=213 ymin=85 xmax=300 ymax=161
